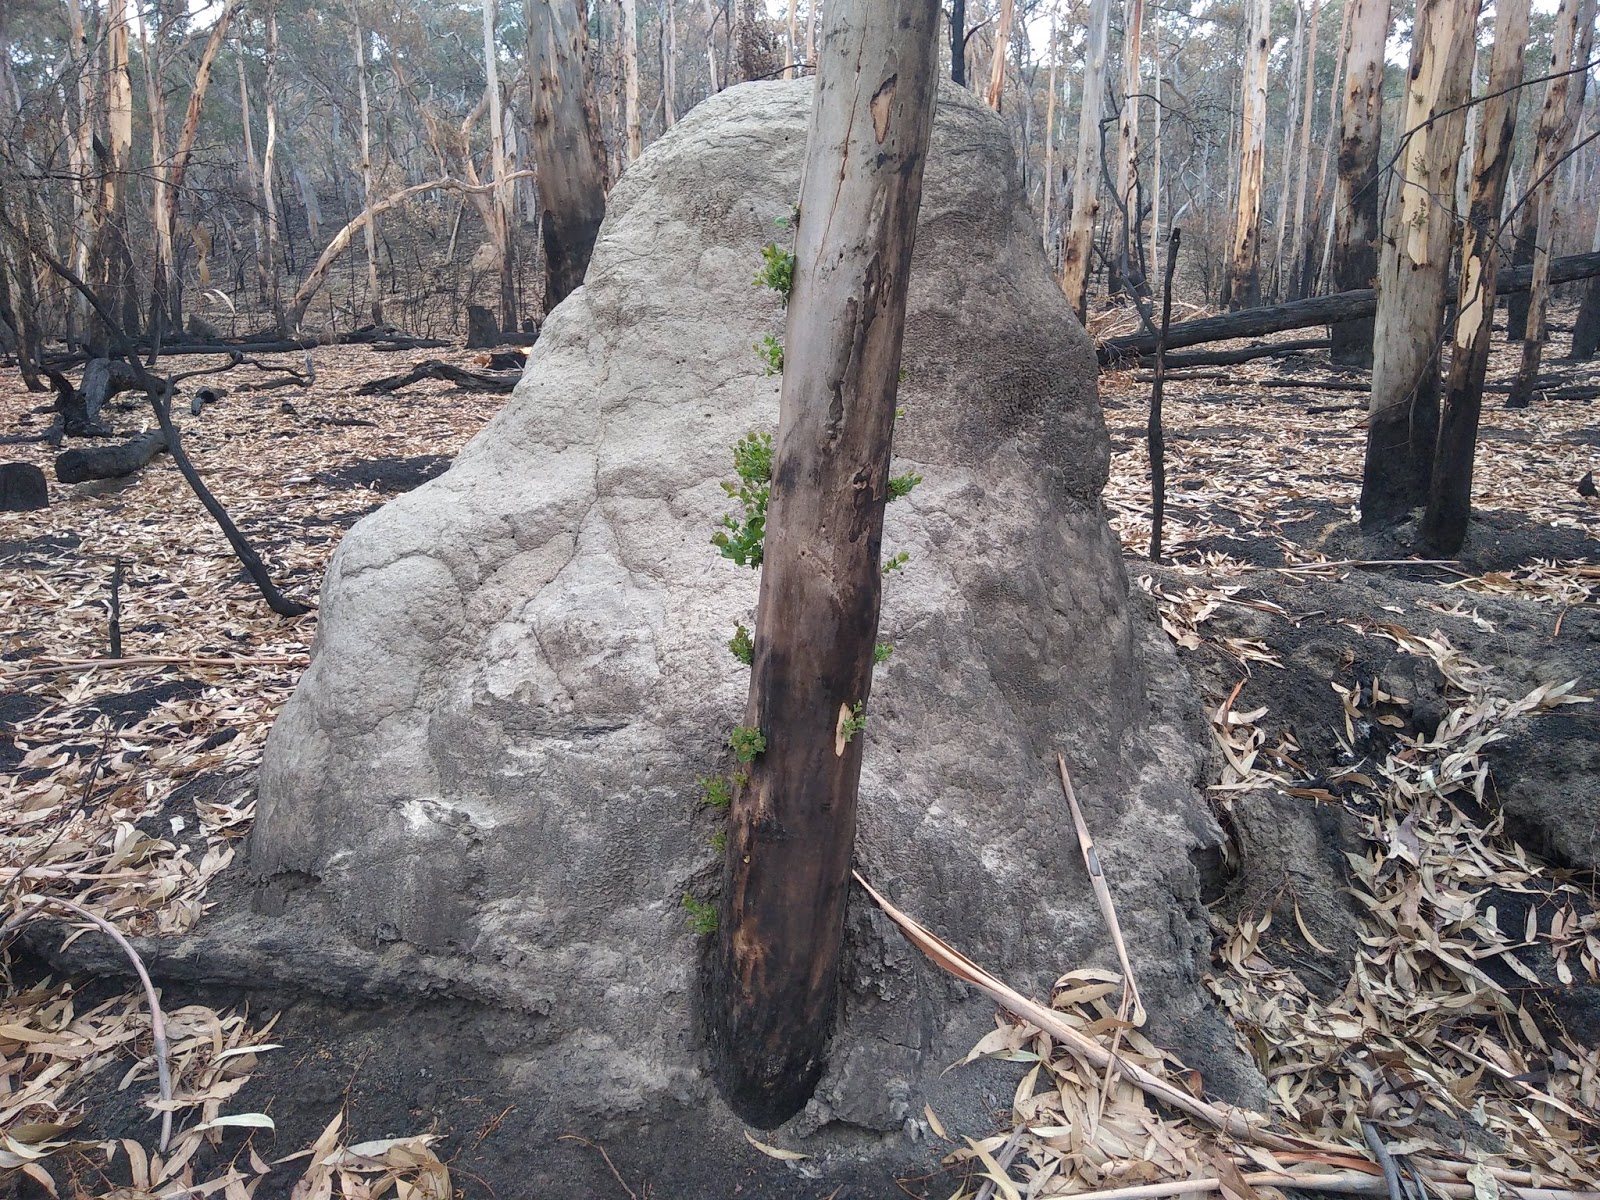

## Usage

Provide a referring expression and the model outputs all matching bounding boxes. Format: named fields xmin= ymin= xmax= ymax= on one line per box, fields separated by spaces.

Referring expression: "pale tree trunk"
xmin=137 ymin=7 xmax=177 ymax=333
xmin=1308 ymin=0 xmax=1352 ymax=296
xmin=1286 ymin=0 xmax=1320 ymax=299
xmin=236 ymin=41 xmax=269 ymax=306
xmin=91 ymin=0 xmax=136 ymax=348
xmin=1042 ymin=4 xmax=1058 ymax=248
xmin=63 ymin=0 xmax=93 ymax=339
xmin=1328 ymin=0 xmax=1389 ymax=363
xmin=1149 ymin=18 xmax=1161 ymax=271
xmin=785 ymin=0 xmax=799 ymax=77
xmin=985 ymin=0 xmax=1015 ymax=110
xmin=1059 ymin=0 xmax=1112 ymax=321
xmin=1421 ymin=0 xmax=1532 ymax=552
xmin=261 ymin=3 xmax=288 ymax=334
xmin=1271 ymin=0 xmax=1305 ymax=301
xmin=714 ymin=0 xmax=940 ymax=1129
xmin=1112 ymin=0 xmax=1145 ymax=297
xmin=1360 ymin=0 xmax=1481 ymax=526
xmin=1226 ymin=0 xmax=1269 ymax=309
xmin=661 ymin=0 xmax=679 ymax=128
xmin=620 ymin=0 xmax=643 ymax=159
xmin=484 ymin=0 xmax=518 ymax=327
xmin=529 ymin=0 xmax=609 ymax=309
xmin=352 ymin=2 xmax=384 ymax=325
xmin=704 ymin=0 xmax=723 ymax=92
xmin=1505 ymin=0 xmax=1596 ymax=407
xmin=806 ymin=0 xmax=817 ymax=73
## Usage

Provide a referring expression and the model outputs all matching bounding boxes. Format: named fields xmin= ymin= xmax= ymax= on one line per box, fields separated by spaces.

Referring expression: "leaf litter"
xmin=2 ymin=346 xmax=483 ymax=1196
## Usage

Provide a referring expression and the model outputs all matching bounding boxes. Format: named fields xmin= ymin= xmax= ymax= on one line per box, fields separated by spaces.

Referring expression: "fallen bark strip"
xmin=0 ymin=652 xmax=308 ymax=680
xmin=54 ymin=428 xmax=168 ymax=483
xmin=1098 ymin=249 xmax=1600 ymax=362
xmin=356 ymin=358 xmax=520 ymax=395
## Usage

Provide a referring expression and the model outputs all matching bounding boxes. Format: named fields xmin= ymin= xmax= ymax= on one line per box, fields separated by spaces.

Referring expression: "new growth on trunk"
xmin=713 ymin=0 xmax=941 ymax=1128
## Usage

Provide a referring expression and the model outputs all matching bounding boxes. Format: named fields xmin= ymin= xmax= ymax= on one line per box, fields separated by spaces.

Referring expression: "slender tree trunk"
xmin=714 ymin=0 xmax=940 ymax=1130
xmin=785 ymin=0 xmax=798 ymax=77
xmin=90 ymin=0 xmax=136 ymax=350
xmin=1328 ymin=0 xmax=1389 ymax=361
xmin=236 ymin=41 xmax=269 ymax=307
xmin=950 ymin=0 xmax=966 ymax=86
xmin=662 ymin=0 xmax=679 ymax=127
xmin=1272 ymin=0 xmax=1306 ymax=301
xmin=484 ymin=0 xmax=519 ymax=327
xmin=806 ymin=0 xmax=817 ymax=73
xmin=985 ymin=0 xmax=1015 ymax=110
xmin=704 ymin=0 xmax=723 ymax=92
xmin=1060 ymin=0 xmax=1112 ymax=321
xmin=353 ymin=2 xmax=384 ymax=325
xmin=1226 ymin=0 xmax=1269 ymax=309
xmin=1112 ymin=0 xmax=1146 ymax=298
xmin=1287 ymin=0 xmax=1321 ymax=299
xmin=1360 ymin=0 xmax=1481 ymax=526
xmin=137 ymin=7 xmax=177 ymax=334
xmin=261 ymin=3 xmax=288 ymax=334
xmin=1149 ymin=17 xmax=1161 ymax=272
xmin=1505 ymin=0 xmax=1597 ymax=406
xmin=620 ymin=0 xmax=643 ymax=160
xmin=1421 ymin=0 xmax=1532 ymax=553
xmin=1042 ymin=4 xmax=1058 ymax=247
xmin=63 ymin=0 xmax=94 ymax=341
xmin=529 ymin=0 xmax=609 ymax=310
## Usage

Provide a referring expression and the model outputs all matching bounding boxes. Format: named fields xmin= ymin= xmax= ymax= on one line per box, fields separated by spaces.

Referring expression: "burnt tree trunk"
xmin=1327 ymin=0 xmax=1389 ymax=365
xmin=714 ymin=0 xmax=940 ymax=1129
xmin=1420 ymin=0 xmax=1531 ymax=554
xmin=1360 ymin=0 xmax=1481 ymax=526
xmin=529 ymin=0 xmax=609 ymax=310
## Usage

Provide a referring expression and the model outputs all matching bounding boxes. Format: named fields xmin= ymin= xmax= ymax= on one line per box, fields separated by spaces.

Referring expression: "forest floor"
xmin=0 ymin=318 xmax=1597 ymax=1199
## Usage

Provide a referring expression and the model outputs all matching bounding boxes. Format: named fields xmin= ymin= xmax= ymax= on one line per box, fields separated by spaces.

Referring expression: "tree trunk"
xmin=483 ymin=0 xmax=519 ymax=328
xmin=1271 ymin=0 xmax=1306 ymax=300
xmin=785 ymin=0 xmax=799 ymax=77
xmin=1300 ymin=0 xmax=1350 ymax=298
xmin=529 ymin=0 xmax=609 ymax=311
xmin=90 ymin=0 xmax=137 ymax=351
xmin=1148 ymin=15 xmax=1161 ymax=272
xmin=714 ymin=0 xmax=940 ymax=1129
xmin=1226 ymin=0 xmax=1269 ymax=309
xmin=1360 ymin=0 xmax=1481 ymax=526
xmin=236 ymin=40 xmax=269 ymax=308
xmin=261 ymin=3 xmax=288 ymax=335
xmin=950 ymin=0 xmax=966 ymax=86
xmin=985 ymin=0 xmax=1015 ymax=110
xmin=1327 ymin=0 xmax=1389 ymax=364
xmin=352 ymin=2 xmax=384 ymax=326
xmin=1286 ymin=0 xmax=1321 ymax=299
xmin=1042 ymin=6 xmax=1059 ymax=248
xmin=1505 ymin=0 xmax=1597 ymax=407
xmin=662 ymin=0 xmax=679 ymax=128
xmin=1421 ymin=0 xmax=1532 ymax=553
xmin=1112 ymin=0 xmax=1146 ymax=299
xmin=620 ymin=0 xmax=643 ymax=160
xmin=1060 ymin=0 xmax=1113 ymax=321
xmin=136 ymin=7 xmax=177 ymax=335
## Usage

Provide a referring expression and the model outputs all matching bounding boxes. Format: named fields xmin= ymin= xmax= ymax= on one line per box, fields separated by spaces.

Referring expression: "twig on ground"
xmin=1361 ymin=1121 xmax=1404 ymax=1200
xmin=0 ymin=895 xmax=174 ymax=1150
xmin=0 ymin=652 xmax=308 ymax=680
xmin=557 ymin=1135 xmax=640 ymax=1200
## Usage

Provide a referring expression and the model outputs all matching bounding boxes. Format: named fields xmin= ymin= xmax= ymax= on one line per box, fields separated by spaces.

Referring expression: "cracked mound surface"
xmin=249 ymin=81 xmax=1249 ymax=1150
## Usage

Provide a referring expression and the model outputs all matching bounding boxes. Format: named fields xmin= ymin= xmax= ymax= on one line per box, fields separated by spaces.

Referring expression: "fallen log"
xmin=55 ymin=428 xmax=168 ymax=483
xmin=1098 ymin=249 xmax=1600 ymax=362
xmin=357 ymin=358 xmax=521 ymax=395
xmin=1122 ymin=338 xmax=1332 ymax=369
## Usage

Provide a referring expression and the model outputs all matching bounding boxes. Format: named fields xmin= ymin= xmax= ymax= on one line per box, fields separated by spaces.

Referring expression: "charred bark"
xmin=55 ymin=428 xmax=169 ymax=483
